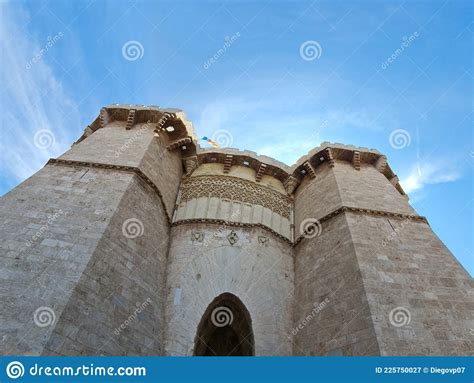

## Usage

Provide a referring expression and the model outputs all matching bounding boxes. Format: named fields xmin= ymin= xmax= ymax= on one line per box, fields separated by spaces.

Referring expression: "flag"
xmin=202 ymin=136 xmax=220 ymax=148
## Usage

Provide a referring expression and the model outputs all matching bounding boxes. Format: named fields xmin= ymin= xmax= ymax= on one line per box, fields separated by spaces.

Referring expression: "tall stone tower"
xmin=0 ymin=105 xmax=471 ymax=356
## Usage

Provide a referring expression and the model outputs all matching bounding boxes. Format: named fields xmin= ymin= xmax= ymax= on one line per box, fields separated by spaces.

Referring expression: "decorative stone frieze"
xmin=179 ymin=175 xmax=291 ymax=219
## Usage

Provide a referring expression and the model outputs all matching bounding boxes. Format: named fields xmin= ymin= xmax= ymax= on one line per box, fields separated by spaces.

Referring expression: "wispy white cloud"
xmin=196 ymin=97 xmax=382 ymax=165
xmin=0 ymin=4 xmax=80 ymax=183
xmin=400 ymin=161 xmax=463 ymax=194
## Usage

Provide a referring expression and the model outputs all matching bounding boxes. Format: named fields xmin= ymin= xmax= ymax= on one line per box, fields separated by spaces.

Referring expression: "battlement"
xmin=0 ymin=103 xmax=470 ymax=357
xmin=74 ymin=105 xmax=406 ymax=198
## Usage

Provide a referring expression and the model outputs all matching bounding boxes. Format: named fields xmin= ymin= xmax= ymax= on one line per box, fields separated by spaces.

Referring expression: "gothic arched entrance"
xmin=194 ymin=293 xmax=255 ymax=356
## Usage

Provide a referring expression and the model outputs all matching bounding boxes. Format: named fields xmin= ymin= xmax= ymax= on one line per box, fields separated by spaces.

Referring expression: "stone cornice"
xmin=77 ymin=105 xmax=408 ymax=199
xmin=197 ymin=144 xmax=407 ymax=198
xmin=172 ymin=204 xmax=427 ymax=248
xmin=46 ymin=158 xmax=172 ymax=224
xmin=293 ymin=206 xmax=428 ymax=247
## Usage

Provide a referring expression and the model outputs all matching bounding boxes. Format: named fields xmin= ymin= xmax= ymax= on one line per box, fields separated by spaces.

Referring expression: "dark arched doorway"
xmin=194 ymin=293 xmax=254 ymax=356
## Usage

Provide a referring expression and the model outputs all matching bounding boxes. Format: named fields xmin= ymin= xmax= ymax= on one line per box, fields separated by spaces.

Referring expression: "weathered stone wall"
xmin=333 ymin=162 xmax=414 ymax=214
xmin=61 ymin=122 xmax=183 ymax=217
xmin=163 ymin=224 xmax=294 ymax=356
xmin=0 ymin=121 xmax=181 ymax=355
xmin=1 ymin=107 xmax=470 ymax=357
xmin=294 ymin=208 xmax=379 ymax=355
xmin=293 ymin=162 xmax=342 ymax=234
xmin=294 ymin=159 xmax=472 ymax=356
xmin=44 ymin=172 xmax=169 ymax=355
xmin=0 ymin=165 xmax=130 ymax=355
xmin=347 ymin=212 xmax=473 ymax=356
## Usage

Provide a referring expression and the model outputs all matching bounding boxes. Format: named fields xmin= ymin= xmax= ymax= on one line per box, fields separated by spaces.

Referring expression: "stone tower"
xmin=0 ymin=105 xmax=471 ymax=356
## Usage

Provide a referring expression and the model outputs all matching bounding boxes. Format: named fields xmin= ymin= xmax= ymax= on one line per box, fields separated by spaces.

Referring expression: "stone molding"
xmin=172 ymin=218 xmax=293 ymax=245
xmin=46 ymin=158 xmax=172 ymax=223
xmin=173 ymin=204 xmax=428 ymax=248
xmin=47 ymin=158 xmax=424 ymax=246
xmin=293 ymin=206 xmax=428 ymax=246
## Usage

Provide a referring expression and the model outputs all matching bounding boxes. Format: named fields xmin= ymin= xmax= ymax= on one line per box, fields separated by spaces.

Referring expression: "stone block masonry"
xmin=0 ymin=104 xmax=471 ymax=356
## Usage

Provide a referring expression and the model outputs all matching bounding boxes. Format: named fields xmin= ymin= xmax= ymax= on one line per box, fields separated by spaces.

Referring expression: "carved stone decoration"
xmin=352 ymin=151 xmax=361 ymax=170
xmin=227 ymin=230 xmax=239 ymax=245
xmin=180 ymin=175 xmax=291 ymax=218
xmin=255 ymin=163 xmax=267 ymax=182
xmin=258 ymin=236 xmax=269 ymax=247
xmin=284 ymin=175 xmax=300 ymax=195
xmin=223 ymin=155 xmax=233 ymax=174
xmin=302 ymin=161 xmax=316 ymax=179
xmin=191 ymin=231 xmax=204 ymax=242
xmin=375 ymin=155 xmax=387 ymax=174
xmin=167 ymin=137 xmax=193 ymax=151
xmin=126 ymin=109 xmax=136 ymax=130
xmin=325 ymin=148 xmax=336 ymax=168
xmin=183 ymin=156 xmax=198 ymax=176
xmin=99 ymin=107 xmax=109 ymax=128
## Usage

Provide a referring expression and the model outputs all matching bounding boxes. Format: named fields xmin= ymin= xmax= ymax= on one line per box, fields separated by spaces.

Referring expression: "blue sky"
xmin=0 ymin=0 xmax=472 ymax=275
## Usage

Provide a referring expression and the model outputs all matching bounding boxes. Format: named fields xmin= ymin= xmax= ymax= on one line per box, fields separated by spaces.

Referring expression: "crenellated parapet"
xmin=75 ymin=105 xmax=408 ymax=201
xmin=69 ymin=105 xmax=415 ymax=245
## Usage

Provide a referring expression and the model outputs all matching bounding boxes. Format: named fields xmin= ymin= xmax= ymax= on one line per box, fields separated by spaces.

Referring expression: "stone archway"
xmin=194 ymin=293 xmax=255 ymax=356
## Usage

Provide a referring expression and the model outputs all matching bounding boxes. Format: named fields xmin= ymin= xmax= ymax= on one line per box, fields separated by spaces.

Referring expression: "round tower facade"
xmin=164 ymin=155 xmax=295 ymax=356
